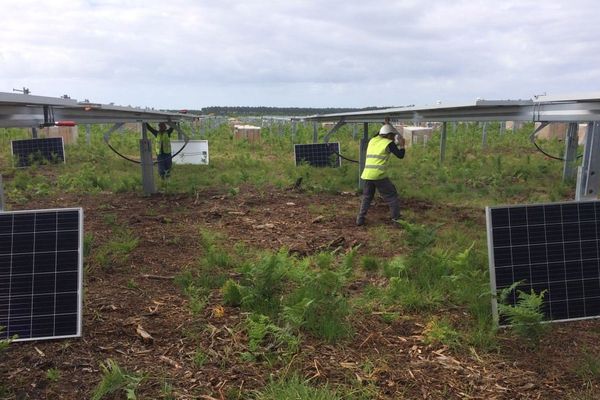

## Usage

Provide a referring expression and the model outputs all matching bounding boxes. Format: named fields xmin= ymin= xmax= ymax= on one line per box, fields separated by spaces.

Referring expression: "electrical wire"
xmin=327 ymin=143 xmax=359 ymax=163
xmin=531 ymin=136 xmax=582 ymax=161
xmin=105 ymin=135 xmax=190 ymax=164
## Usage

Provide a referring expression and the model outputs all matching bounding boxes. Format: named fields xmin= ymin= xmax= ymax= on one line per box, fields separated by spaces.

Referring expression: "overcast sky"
xmin=1 ymin=0 xmax=599 ymax=109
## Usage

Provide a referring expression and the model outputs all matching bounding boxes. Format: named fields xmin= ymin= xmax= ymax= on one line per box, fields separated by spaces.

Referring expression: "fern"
xmin=91 ymin=359 xmax=143 ymax=400
xmin=498 ymin=283 xmax=548 ymax=345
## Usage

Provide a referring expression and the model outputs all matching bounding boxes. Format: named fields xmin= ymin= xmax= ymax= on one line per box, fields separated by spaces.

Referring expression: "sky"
xmin=1 ymin=0 xmax=599 ymax=110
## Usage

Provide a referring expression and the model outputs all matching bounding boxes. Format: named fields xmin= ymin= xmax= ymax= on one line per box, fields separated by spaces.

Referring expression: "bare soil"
xmin=1 ymin=186 xmax=599 ymax=399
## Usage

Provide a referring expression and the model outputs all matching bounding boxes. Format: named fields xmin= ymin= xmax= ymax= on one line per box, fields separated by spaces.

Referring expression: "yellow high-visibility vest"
xmin=155 ymin=131 xmax=171 ymax=155
xmin=361 ymin=136 xmax=392 ymax=180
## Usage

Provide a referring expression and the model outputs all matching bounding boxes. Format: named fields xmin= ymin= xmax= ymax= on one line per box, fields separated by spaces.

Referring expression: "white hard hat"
xmin=379 ymin=123 xmax=399 ymax=135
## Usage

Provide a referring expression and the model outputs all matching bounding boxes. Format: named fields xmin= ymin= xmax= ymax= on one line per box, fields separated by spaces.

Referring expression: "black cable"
xmin=105 ymin=135 xmax=190 ymax=165
xmin=532 ymin=137 xmax=582 ymax=161
xmin=327 ymin=143 xmax=359 ymax=163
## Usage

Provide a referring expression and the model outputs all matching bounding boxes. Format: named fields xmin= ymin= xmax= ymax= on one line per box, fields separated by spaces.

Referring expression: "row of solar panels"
xmin=9 ymin=138 xmax=343 ymax=168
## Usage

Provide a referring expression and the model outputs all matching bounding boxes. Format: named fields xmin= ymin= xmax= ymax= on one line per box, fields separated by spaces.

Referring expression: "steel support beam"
xmin=85 ymin=124 xmax=91 ymax=145
xmin=481 ymin=122 xmax=488 ymax=148
xmin=323 ymin=119 xmax=346 ymax=143
xmin=0 ymin=174 xmax=5 ymax=211
xmin=312 ymin=121 xmax=318 ymax=143
xmin=563 ymin=123 xmax=579 ymax=182
xmin=359 ymin=123 xmax=369 ymax=190
xmin=576 ymin=122 xmax=600 ymax=200
xmin=440 ymin=121 xmax=447 ymax=163
xmin=140 ymin=123 xmax=156 ymax=195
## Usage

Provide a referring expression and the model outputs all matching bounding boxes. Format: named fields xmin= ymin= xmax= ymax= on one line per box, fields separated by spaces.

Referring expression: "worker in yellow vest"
xmin=356 ymin=123 xmax=406 ymax=226
xmin=146 ymin=122 xmax=174 ymax=179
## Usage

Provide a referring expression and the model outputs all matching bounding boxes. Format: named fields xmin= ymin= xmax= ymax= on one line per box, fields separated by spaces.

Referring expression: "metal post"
xmin=500 ymin=121 xmax=506 ymax=135
xmin=140 ymin=123 xmax=156 ymax=195
xmin=0 ymin=174 xmax=5 ymax=211
xmin=576 ymin=122 xmax=600 ymax=200
xmin=31 ymin=127 xmax=38 ymax=139
xmin=482 ymin=122 xmax=488 ymax=148
xmin=85 ymin=124 xmax=91 ymax=145
xmin=312 ymin=121 xmax=318 ymax=143
xmin=353 ymin=123 xmax=358 ymax=140
xmin=563 ymin=122 xmax=579 ymax=182
xmin=292 ymin=120 xmax=296 ymax=141
xmin=359 ymin=123 xmax=369 ymax=190
xmin=440 ymin=121 xmax=447 ymax=163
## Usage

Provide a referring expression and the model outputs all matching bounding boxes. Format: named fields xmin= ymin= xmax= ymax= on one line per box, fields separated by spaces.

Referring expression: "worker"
xmin=145 ymin=122 xmax=174 ymax=179
xmin=356 ymin=123 xmax=406 ymax=226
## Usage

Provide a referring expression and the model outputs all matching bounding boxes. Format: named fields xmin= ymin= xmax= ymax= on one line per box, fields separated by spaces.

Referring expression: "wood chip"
xmin=34 ymin=347 xmax=45 ymax=357
xmin=311 ymin=215 xmax=324 ymax=223
xmin=136 ymin=324 xmax=154 ymax=343
xmin=253 ymin=223 xmax=275 ymax=229
xmin=160 ymin=355 xmax=182 ymax=369
xmin=285 ymin=202 xmax=296 ymax=206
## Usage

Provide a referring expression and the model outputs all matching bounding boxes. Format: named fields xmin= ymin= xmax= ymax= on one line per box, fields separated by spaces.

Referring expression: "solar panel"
xmin=294 ymin=142 xmax=341 ymax=167
xmin=0 ymin=208 xmax=82 ymax=342
xmin=11 ymin=137 xmax=65 ymax=167
xmin=486 ymin=200 xmax=600 ymax=324
xmin=170 ymin=140 xmax=209 ymax=165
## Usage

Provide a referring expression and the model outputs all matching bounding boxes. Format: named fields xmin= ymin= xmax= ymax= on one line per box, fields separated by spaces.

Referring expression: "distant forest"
xmin=176 ymin=106 xmax=386 ymax=116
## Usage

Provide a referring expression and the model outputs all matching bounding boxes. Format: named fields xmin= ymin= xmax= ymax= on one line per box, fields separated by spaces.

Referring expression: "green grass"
xmin=253 ymin=375 xmax=349 ymax=400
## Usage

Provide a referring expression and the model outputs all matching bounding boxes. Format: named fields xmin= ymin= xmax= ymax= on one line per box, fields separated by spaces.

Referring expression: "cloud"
xmin=0 ymin=0 xmax=599 ymax=107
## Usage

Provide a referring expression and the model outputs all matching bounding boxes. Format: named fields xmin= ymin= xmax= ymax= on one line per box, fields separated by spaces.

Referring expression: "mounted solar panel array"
xmin=294 ymin=142 xmax=341 ymax=167
xmin=170 ymin=140 xmax=209 ymax=165
xmin=11 ymin=137 xmax=65 ymax=167
xmin=487 ymin=200 xmax=600 ymax=324
xmin=0 ymin=208 xmax=82 ymax=342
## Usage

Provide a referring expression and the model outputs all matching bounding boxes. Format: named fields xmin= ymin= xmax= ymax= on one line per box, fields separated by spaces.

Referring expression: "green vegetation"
xmin=91 ymin=359 xmax=144 ymax=400
xmin=0 ymin=120 xmax=585 ymax=398
xmin=498 ymin=282 xmax=548 ymax=345
xmin=253 ymin=375 xmax=349 ymax=400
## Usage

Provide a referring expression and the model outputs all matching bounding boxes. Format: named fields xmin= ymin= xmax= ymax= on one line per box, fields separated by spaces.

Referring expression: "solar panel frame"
xmin=11 ymin=137 xmax=66 ymax=168
xmin=293 ymin=142 xmax=342 ymax=168
xmin=0 ymin=207 xmax=83 ymax=342
xmin=486 ymin=200 xmax=600 ymax=326
xmin=170 ymin=140 xmax=209 ymax=165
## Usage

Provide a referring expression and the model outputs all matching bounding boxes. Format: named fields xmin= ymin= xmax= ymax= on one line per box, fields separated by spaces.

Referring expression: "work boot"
xmin=356 ymin=216 xmax=365 ymax=226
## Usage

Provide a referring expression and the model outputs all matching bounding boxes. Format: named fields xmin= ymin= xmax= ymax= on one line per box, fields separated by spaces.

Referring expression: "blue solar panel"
xmin=0 ymin=208 xmax=82 ymax=342
xmin=487 ymin=200 xmax=600 ymax=324
xmin=294 ymin=143 xmax=341 ymax=168
xmin=11 ymin=137 xmax=65 ymax=167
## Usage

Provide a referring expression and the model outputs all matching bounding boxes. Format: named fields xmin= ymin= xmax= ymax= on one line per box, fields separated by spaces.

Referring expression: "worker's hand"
xmin=395 ymin=135 xmax=405 ymax=148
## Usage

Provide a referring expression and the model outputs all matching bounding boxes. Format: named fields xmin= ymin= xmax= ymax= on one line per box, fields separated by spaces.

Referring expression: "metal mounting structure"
xmin=306 ymin=94 xmax=600 ymax=198
xmin=0 ymin=91 xmax=198 ymax=196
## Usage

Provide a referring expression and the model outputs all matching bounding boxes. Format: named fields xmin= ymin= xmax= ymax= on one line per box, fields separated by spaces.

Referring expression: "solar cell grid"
xmin=294 ymin=143 xmax=341 ymax=167
xmin=11 ymin=137 xmax=65 ymax=167
xmin=0 ymin=208 xmax=82 ymax=342
xmin=487 ymin=200 xmax=600 ymax=324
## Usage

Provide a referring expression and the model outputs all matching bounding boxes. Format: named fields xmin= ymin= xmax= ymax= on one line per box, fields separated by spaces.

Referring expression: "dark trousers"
xmin=357 ymin=178 xmax=400 ymax=220
xmin=157 ymin=153 xmax=172 ymax=178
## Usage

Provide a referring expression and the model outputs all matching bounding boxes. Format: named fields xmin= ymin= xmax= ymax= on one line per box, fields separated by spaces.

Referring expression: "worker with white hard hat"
xmin=356 ymin=121 xmax=406 ymax=226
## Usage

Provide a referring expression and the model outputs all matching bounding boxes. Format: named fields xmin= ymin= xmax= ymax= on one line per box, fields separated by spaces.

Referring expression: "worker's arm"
xmin=145 ymin=123 xmax=158 ymax=136
xmin=387 ymin=141 xmax=405 ymax=159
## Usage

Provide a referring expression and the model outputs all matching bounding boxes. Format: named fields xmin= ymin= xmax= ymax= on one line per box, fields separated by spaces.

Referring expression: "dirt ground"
xmin=1 ymin=186 xmax=599 ymax=399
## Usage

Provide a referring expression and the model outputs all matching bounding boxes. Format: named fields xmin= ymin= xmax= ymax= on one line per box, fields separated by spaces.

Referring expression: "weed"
xmin=46 ymin=368 xmax=61 ymax=382
xmin=575 ymin=350 xmax=600 ymax=383
xmin=254 ymin=375 xmax=344 ymax=400
xmin=498 ymin=282 xmax=548 ymax=345
xmin=94 ymin=228 xmax=138 ymax=270
xmin=193 ymin=349 xmax=208 ymax=368
xmin=423 ymin=318 xmax=461 ymax=349
xmin=245 ymin=313 xmax=300 ymax=357
xmin=360 ymin=255 xmax=379 ymax=272
xmin=221 ymin=279 xmax=243 ymax=307
xmin=91 ymin=359 xmax=144 ymax=400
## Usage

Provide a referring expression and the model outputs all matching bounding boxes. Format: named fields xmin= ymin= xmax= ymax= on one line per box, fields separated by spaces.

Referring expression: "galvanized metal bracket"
xmin=323 ymin=119 xmax=347 ymax=143
xmin=576 ymin=122 xmax=600 ymax=200
xmin=102 ymin=122 xmax=125 ymax=143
